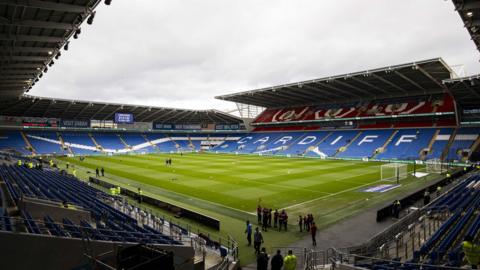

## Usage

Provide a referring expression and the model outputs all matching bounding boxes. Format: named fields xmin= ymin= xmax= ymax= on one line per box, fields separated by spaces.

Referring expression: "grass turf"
xmin=57 ymin=152 xmax=441 ymax=265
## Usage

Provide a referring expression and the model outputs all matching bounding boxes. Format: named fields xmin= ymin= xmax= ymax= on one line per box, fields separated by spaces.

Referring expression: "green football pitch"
xmin=57 ymin=153 xmax=440 ymax=264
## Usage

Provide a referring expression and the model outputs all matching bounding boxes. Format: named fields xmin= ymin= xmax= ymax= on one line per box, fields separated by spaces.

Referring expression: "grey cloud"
xmin=33 ymin=0 xmax=480 ymax=110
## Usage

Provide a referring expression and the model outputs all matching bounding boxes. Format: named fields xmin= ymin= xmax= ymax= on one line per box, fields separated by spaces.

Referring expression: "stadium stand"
xmin=377 ymin=129 xmax=437 ymax=160
xmin=0 ymin=131 xmax=30 ymax=155
xmin=446 ymin=128 xmax=480 ymax=161
xmin=337 ymin=129 xmax=393 ymax=159
xmin=26 ymin=131 xmax=68 ymax=155
xmin=91 ymin=133 xmax=126 ymax=152
xmin=2 ymin=127 xmax=477 ymax=164
xmin=350 ymin=172 xmax=480 ymax=270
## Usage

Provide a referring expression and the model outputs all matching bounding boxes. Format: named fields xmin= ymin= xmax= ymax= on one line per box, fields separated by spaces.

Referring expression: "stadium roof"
xmin=0 ymin=0 xmax=103 ymax=99
xmin=443 ymin=75 xmax=480 ymax=107
xmin=0 ymin=95 xmax=242 ymax=124
xmin=216 ymin=58 xmax=454 ymax=108
xmin=452 ymin=0 xmax=480 ymax=53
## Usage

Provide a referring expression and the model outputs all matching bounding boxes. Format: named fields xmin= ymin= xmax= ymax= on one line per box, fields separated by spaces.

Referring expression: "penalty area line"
xmin=283 ymin=168 xmax=419 ymax=210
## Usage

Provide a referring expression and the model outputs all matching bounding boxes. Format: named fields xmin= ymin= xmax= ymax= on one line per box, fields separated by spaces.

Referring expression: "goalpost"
xmin=425 ymin=158 xmax=443 ymax=174
xmin=381 ymin=163 xmax=408 ymax=182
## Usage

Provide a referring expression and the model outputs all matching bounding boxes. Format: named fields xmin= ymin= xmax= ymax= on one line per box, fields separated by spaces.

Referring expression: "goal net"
xmin=426 ymin=159 xmax=442 ymax=173
xmin=381 ymin=163 xmax=408 ymax=182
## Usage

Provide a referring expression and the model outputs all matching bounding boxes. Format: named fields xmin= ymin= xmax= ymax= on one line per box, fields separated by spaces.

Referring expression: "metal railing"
xmin=325 ymin=248 xmax=468 ymax=270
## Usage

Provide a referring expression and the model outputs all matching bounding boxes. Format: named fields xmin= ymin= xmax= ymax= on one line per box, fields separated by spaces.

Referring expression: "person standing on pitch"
xmin=271 ymin=249 xmax=284 ymax=270
xmin=253 ymin=227 xmax=264 ymax=255
xmin=311 ymin=222 xmax=318 ymax=246
xmin=284 ymin=250 xmax=297 ymax=270
xmin=257 ymin=206 xmax=262 ymax=224
xmin=95 ymin=168 xmax=99 ymax=177
xmin=245 ymin=220 xmax=252 ymax=246
xmin=298 ymin=215 xmax=303 ymax=232
xmin=101 ymin=167 xmax=105 ymax=177
xmin=273 ymin=209 xmax=279 ymax=228
xmin=262 ymin=208 xmax=269 ymax=232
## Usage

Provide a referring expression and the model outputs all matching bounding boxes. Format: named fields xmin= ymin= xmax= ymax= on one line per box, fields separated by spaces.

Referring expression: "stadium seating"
xmin=306 ymin=130 xmax=360 ymax=157
xmin=169 ymin=134 xmax=193 ymax=152
xmin=376 ymin=129 xmax=436 ymax=160
xmin=0 ymin=165 xmax=182 ymax=245
xmin=120 ymin=133 xmax=155 ymax=153
xmin=253 ymin=95 xmax=455 ymax=125
xmin=61 ymin=132 xmax=98 ymax=155
xmin=425 ymin=128 xmax=454 ymax=160
xmin=337 ymin=129 xmax=393 ymax=158
xmin=278 ymin=132 xmax=329 ymax=156
xmin=92 ymin=133 xmax=126 ymax=151
xmin=253 ymin=132 xmax=306 ymax=155
xmin=0 ymin=131 xmax=30 ymax=154
xmin=356 ymin=173 xmax=480 ymax=270
xmin=446 ymin=128 xmax=480 ymax=161
xmin=6 ymin=127 xmax=478 ymax=164
xmin=145 ymin=133 xmax=178 ymax=152
xmin=26 ymin=131 xmax=68 ymax=155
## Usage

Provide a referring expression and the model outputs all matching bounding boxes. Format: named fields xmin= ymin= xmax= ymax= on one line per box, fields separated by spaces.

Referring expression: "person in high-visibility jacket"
xmin=72 ymin=169 xmax=76 ymax=177
xmin=436 ymin=185 xmax=442 ymax=197
xmin=28 ymin=162 xmax=33 ymax=169
xmin=283 ymin=250 xmax=297 ymax=270
xmin=49 ymin=160 xmax=54 ymax=167
xmin=17 ymin=160 xmax=22 ymax=166
xmin=463 ymin=235 xmax=479 ymax=269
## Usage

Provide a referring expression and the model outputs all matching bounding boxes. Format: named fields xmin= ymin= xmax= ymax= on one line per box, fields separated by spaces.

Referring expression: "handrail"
xmin=327 ymin=247 xmax=469 ymax=270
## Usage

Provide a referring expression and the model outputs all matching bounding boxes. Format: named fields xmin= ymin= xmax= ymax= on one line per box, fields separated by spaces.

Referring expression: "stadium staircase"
xmin=422 ymin=129 xmax=441 ymax=160
xmin=88 ymin=133 xmax=102 ymax=151
xmin=118 ymin=134 xmax=130 ymax=149
xmin=303 ymin=131 xmax=333 ymax=155
xmin=57 ymin=133 xmax=73 ymax=155
xmin=141 ymin=134 xmax=159 ymax=152
xmin=279 ymin=133 xmax=311 ymax=155
xmin=187 ymin=136 xmax=196 ymax=151
xmin=334 ymin=131 xmax=362 ymax=157
xmin=372 ymin=130 xmax=399 ymax=159
xmin=20 ymin=131 xmax=35 ymax=155
xmin=441 ymin=128 xmax=458 ymax=161
xmin=467 ymin=135 xmax=480 ymax=160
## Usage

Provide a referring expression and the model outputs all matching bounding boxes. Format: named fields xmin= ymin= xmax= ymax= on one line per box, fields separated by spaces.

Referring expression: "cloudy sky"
xmin=33 ymin=0 xmax=479 ymax=111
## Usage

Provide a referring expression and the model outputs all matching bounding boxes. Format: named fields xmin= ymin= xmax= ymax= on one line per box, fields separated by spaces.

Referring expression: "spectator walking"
xmin=284 ymin=250 xmax=297 ymax=270
xmin=253 ymin=227 xmax=264 ymax=255
xmin=257 ymin=247 xmax=269 ymax=270
xmin=271 ymin=249 xmax=284 ymax=270
xmin=245 ymin=220 xmax=252 ymax=246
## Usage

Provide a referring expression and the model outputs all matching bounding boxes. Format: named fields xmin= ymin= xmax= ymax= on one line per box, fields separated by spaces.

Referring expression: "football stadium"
xmin=0 ymin=1 xmax=480 ymax=270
